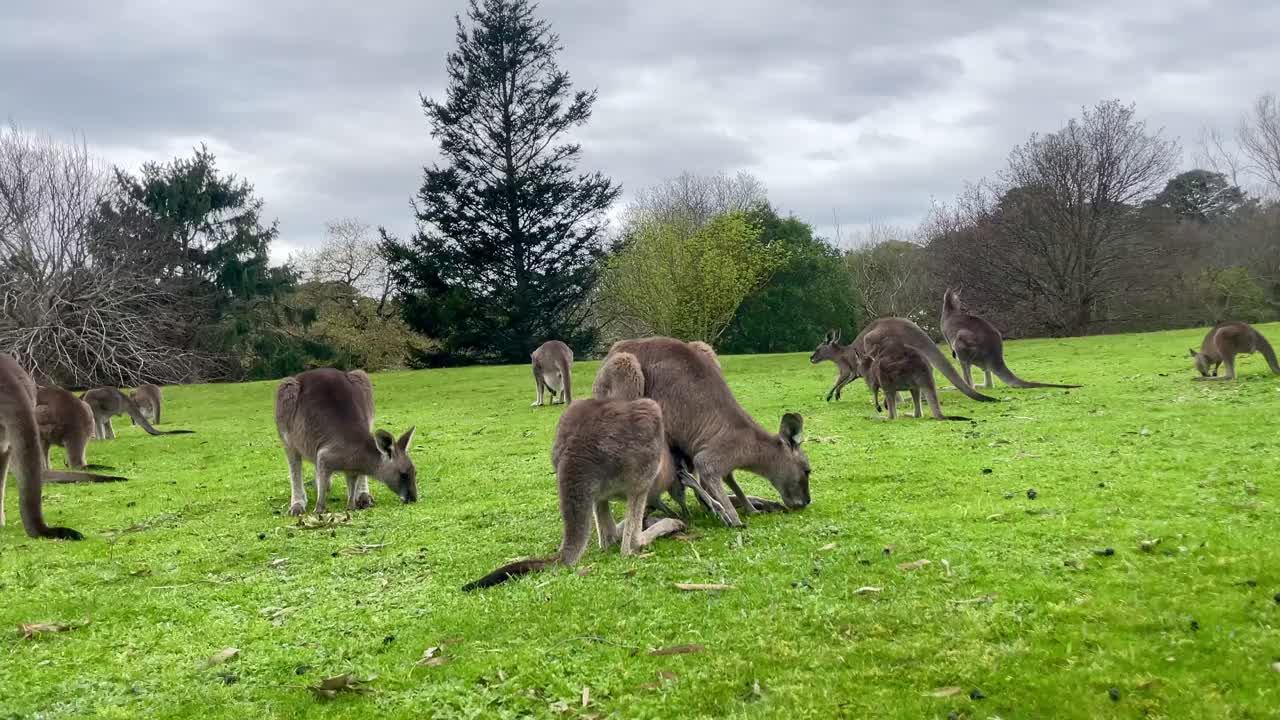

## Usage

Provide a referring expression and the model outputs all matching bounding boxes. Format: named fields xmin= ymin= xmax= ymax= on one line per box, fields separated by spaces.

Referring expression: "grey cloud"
xmin=2 ymin=0 xmax=1277 ymax=258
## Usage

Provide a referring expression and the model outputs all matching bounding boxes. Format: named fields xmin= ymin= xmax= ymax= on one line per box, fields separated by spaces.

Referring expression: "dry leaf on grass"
xmin=341 ymin=544 xmax=386 ymax=556
xmin=18 ymin=622 xmax=80 ymax=639
xmin=897 ymin=559 xmax=931 ymax=571
xmin=296 ymin=513 xmax=352 ymax=530
xmin=819 ymin=542 xmax=837 ymax=552
xmin=672 ymin=581 xmax=730 ymax=591
xmin=581 ymin=686 xmax=590 ymax=707
xmin=949 ymin=594 xmax=998 ymax=606
xmin=203 ymin=648 xmax=240 ymax=668
xmin=657 ymin=671 xmax=678 ymax=682
xmin=260 ymin=606 xmax=296 ymax=627
xmin=576 ymin=565 xmax=594 ymax=577
xmin=310 ymin=672 xmax=372 ymax=699
xmin=929 ymin=686 xmax=964 ymax=698
xmin=649 ymin=644 xmax=705 ymax=656
xmin=269 ymin=558 xmax=287 ymax=568
xmin=1272 ymin=662 xmax=1280 ymax=673
xmin=415 ymin=646 xmax=451 ymax=667
xmin=854 ymin=586 xmax=882 ymax=595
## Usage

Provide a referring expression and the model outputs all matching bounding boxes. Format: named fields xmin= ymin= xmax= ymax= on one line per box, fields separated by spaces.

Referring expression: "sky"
xmin=3 ymin=0 xmax=1277 ymax=265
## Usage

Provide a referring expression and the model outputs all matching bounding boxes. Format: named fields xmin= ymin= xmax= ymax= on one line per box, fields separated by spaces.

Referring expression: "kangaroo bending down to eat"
xmin=2 ymin=354 xmax=127 ymax=539
xmin=940 ymin=289 xmax=1081 ymax=389
xmin=81 ymin=387 xmax=193 ymax=439
xmin=1191 ymin=321 xmax=1280 ymax=380
xmin=130 ymin=384 xmax=162 ymax=424
xmin=35 ymin=386 xmax=126 ymax=476
xmin=605 ymin=337 xmax=810 ymax=528
xmin=462 ymin=396 xmax=689 ymax=591
xmin=531 ymin=340 xmax=574 ymax=407
xmin=854 ymin=342 xmax=969 ymax=421
xmin=276 ymin=368 xmax=418 ymax=515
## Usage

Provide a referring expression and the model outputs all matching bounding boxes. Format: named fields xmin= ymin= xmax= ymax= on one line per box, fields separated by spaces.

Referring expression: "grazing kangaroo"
xmin=1191 ymin=321 xmax=1280 ymax=380
xmin=35 ymin=385 xmax=124 ymax=474
xmin=940 ymin=289 xmax=1081 ymax=389
xmin=81 ymin=387 xmax=193 ymax=439
xmin=275 ymin=367 xmax=417 ymax=515
xmin=2 ymin=354 xmax=126 ymax=539
xmin=130 ymin=384 xmax=162 ymax=424
xmin=462 ymin=397 xmax=688 ymax=591
xmin=854 ymin=342 xmax=969 ymax=421
xmin=848 ymin=318 xmax=999 ymax=403
xmin=606 ymin=337 xmax=810 ymax=528
xmin=531 ymin=340 xmax=574 ymax=407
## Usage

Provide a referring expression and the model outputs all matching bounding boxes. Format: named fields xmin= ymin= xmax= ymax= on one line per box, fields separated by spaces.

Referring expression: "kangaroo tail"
xmin=44 ymin=470 xmax=129 ymax=483
xmin=907 ymin=343 xmax=999 ymax=402
xmin=939 ymin=415 xmax=971 ymax=422
xmin=123 ymin=393 xmax=194 ymax=435
xmin=991 ymin=359 xmax=1082 ymax=389
xmin=1256 ymin=331 xmax=1280 ymax=373
xmin=462 ymin=556 xmax=557 ymax=591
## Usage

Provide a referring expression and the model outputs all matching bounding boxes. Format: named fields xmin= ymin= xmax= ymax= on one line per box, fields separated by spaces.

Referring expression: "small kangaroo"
xmin=462 ymin=396 xmax=688 ymax=591
xmin=35 ymin=385 xmax=126 ymax=474
xmin=810 ymin=329 xmax=861 ymax=401
xmin=2 ymin=354 xmax=127 ymax=539
xmin=841 ymin=318 xmax=999 ymax=403
xmin=854 ymin=342 xmax=969 ymax=421
xmin=531 ymin=340 xmax=574 ymax=407
xmin=606 ymin=337 xmax=810 ymax=528
xmin=1191 ymin=321 xmax=1280 ymax=380
xmin=81 ymin=387 xmax=194 ymax=439
xmin=130 ymin=384 xmax=163 ymax=424
xmin=940 ymin=289 xmax=1081 ymax=389
xmin=275 ymin=367 xmax=417 ymax=515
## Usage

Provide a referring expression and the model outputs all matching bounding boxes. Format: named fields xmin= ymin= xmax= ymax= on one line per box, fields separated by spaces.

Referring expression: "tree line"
xmin=3 ymin=0 xmax=1277 ymax=385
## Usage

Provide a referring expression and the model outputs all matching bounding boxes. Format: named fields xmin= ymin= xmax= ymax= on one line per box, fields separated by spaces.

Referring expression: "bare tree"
xmin=1199 ymin=92 xmax=1280 ymax=199
xmin=621 ymin=171 xmax=767 ymax=236
xmin=927 ymin=101 xmax=1179 ymax=336
xmin=843 ymin=224 xmax=936 ymax=333
xmin=0 ymin=125 xmax=197 ymax=386
xmin=291 ymin=218 xmax=393 ymax=317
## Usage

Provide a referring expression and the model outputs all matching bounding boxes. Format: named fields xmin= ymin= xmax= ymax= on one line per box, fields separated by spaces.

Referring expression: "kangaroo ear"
xmin=779 ymin=413 xmax=804 ymax=449
xmin=375 ymin=429 xmax=395 ymax=458
xmin=396 ymin=426 xmax=416 ymax=452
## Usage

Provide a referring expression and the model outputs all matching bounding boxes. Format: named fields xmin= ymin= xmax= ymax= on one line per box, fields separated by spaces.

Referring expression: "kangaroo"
xmin=81 ymin=387 xmax=193 ymax=439
xmin=2 ymin=354 xmax=126 ymax=539
xmin=847 ymin=318 xmax=999 ymax=403
xmin=605 ymin=337 xmax=810 ymax=528
xmin=35 ymin=385 xmax=124 ymax=473
xmin=130 ymin=384 xmax=162 ymax=424
xmin=854 ymin=342 xmax=969 ymax=421
xmin=531 ymin=340 xmax=574 ymax=407
xmin=810 ymin=329 xmax=861 ymax=401
xmin=275 ymin=367 xmax=417 ymax=515
xmin=940 ymin=289 xmax=1081 ymax=389
xmin=1191 ymin=321 xmax=1280 ymax=380
xmin=462 ymin=397 xmax=688 ymax=591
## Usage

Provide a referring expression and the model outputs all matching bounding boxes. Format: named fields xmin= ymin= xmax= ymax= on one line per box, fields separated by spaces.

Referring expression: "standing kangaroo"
xmin=940 ymin=289 xmax=1081 ymax=389
xmin=531 ymin=340 xmax=574 ymax=407
xmin=35 ymin=385 xmax=125 ymax=474
xmin=275 ymin=368 xmax=418 ymax=515
xmin=130 ymin=384 xmax=163 ymax=424
xmin=810 ymin=329 xmax=863 ymax=401
xmin=842 ymin=318 xmax=999 ymax=403
xmin=2 ymin=354 xmax=127 ymax=539
xmin=606 ymin=337 xmax=810 ymax=529
xmin=81 ymin=387 xmax=193 ymax=439
xmin=854 ymin=342 xmax=969 ymax=421
xmin=462 ymin=396 xmax=688 ymax=591
xmin=1191 ymin=321 xmax=1280 ymax=380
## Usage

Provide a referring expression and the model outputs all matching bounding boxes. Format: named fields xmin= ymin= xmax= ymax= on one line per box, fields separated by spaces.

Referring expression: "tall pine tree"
xmin=385 ymin=0 xmax=619 ymax=365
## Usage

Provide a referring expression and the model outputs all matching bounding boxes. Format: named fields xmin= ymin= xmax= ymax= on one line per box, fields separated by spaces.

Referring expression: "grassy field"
xmin=3 ymin=324 xmax=1279 ymax=719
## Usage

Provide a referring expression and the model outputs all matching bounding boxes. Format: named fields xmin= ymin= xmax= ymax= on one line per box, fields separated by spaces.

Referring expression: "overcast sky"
xmin=3 ymin=0 xmax=1276 ymax=264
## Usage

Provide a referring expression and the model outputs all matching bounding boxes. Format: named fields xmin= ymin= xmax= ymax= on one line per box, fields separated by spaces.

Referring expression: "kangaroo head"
xmin=765 ymin=413 xmax=810 ymax=510
xmin=809 ymin=329 xmax=842 ymax=364
xmin=373 ymin=426 xmax=418 ymax=503
xmin=1189 ymin=349 xmax=1211 ymax=377
xmin=943 ymin=287 xmax=963 ymax=313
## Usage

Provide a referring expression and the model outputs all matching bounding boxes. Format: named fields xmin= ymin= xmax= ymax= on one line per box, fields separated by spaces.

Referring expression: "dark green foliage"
xmin=384 ymin=0 xmax=619 ymax=366
xmin=1146 ymin=169 xmax=1249 ymax=223
xmin=719 ymin=205 xmax=860 ymax=354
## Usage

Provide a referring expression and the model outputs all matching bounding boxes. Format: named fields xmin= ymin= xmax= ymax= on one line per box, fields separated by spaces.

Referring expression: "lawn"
xmin=3 ymin=323 xmax=1279 ymax=719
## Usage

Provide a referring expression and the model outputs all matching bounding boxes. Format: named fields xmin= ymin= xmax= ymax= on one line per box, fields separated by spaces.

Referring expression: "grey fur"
xmin=531 ymin=340 xmax=574 ymax=407
xmin=941 ymin=289 xmax=1081 ymax=389
xmin=275 ymin=368 xmax=418 ymax=515
xmin=82 ymin=387 xmax=193 ymax=439
xmin=1190 ymin=321 xmax=1280 ymax=381
xmin=130 ymin=384 xmax=163 ymax=424
xmin=854 ymin=341 xmax=969 ymax=421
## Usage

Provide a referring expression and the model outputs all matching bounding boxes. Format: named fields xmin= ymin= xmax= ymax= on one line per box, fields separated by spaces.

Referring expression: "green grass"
xmin=3 ymin=324 xmax=1279 ymax=719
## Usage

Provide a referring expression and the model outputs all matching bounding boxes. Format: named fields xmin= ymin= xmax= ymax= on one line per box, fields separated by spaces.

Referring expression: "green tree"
xmin=719 ymin=205 xmax=858 ymax=353
xmin=601 ymin=211 xmax=785 ymax=343
xmin=383 ymin=0 xmax=619 ymax=365
xmin=1146 ymin=169 xmax=1248 ymax=223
